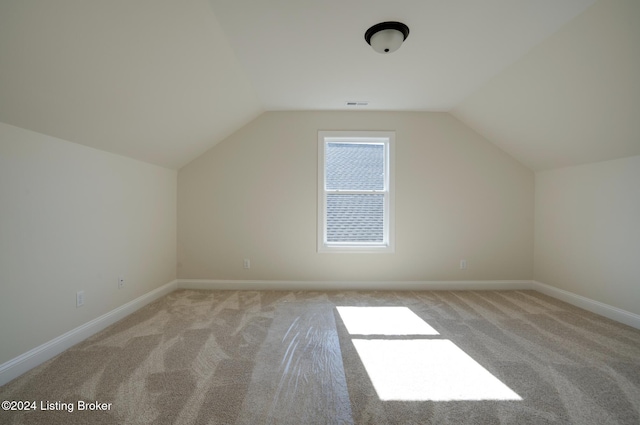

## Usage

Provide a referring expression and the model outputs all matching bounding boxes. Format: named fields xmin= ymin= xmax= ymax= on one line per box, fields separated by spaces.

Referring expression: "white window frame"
xmin=317 ymin=131 xmax=395 ymax=253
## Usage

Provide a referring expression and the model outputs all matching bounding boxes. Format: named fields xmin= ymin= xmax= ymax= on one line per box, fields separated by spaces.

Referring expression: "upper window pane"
xmin=326 ymin=143 xmax=384 ymax=191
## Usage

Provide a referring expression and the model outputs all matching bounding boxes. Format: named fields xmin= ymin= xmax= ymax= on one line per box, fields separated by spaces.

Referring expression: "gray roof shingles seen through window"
xmin=327 ymin=194 xmax=383 ymax=242
xmin=326 ymin=143 xmax=384 ymax=191
xmin=325 ymin=143 xmax=385 ymax=243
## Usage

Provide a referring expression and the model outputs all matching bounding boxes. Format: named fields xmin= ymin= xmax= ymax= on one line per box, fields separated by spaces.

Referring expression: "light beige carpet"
xmin=1 ymin=289 xmax=639 ymax=424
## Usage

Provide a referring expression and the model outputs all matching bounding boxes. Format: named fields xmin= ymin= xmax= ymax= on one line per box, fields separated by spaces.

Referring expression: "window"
xmin=318 ymin=131 xmax=395 ymax=253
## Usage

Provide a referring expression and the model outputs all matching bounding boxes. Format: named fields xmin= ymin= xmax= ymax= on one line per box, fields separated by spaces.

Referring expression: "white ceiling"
xmin=1 ymin=0 xmax=638 ymax=171
xmin=209 ymin=0 xmax=595 ymax=111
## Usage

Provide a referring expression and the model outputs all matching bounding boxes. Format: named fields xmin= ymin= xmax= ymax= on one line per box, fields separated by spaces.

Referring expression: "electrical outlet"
xmin=118 ymin=276 xmax=125 ymax=289
xmin=76 ymin=291 xmax=85 ymax=307
xmin=460 ymin=259 xmax=467 ymax=270
xmin=243 ymin=259 xmax=250 ymax=269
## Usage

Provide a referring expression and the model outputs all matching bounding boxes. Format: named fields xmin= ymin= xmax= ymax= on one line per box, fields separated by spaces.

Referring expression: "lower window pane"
xmin=326 ymin=194 xmax=384 ymax=243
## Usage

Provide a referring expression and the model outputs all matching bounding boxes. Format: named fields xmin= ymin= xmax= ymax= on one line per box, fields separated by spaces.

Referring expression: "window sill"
xmin=318 ymin=244 xmax=395 ymax=254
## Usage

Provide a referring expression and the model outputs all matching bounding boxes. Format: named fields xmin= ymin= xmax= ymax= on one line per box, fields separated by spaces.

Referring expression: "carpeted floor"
xmin=1 ymin=289 xmax=639 ymax=424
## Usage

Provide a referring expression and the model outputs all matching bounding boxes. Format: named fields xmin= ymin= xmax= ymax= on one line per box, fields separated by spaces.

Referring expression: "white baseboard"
xmin=532 ymin=280 xmax=640 ymax=329
xmin=179 ymin=279 xmax=640 ymax=329
xmin=0 ymin=280 xmax=178 ymax=387
xmin=178 ymin=279 xmax=533 ymax=292
xmin=3 ymin=278 xmax=637 ymax=387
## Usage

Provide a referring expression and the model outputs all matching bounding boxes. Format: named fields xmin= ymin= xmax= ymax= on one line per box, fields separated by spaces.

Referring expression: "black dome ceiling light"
xmin=364 ymin=21 xmax=410 ymax=54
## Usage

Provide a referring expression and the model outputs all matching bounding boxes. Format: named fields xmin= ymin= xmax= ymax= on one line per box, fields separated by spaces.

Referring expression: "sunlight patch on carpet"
xmin=352 ymin=339 xmax=522 ymax=401
xmin=337 ymin=306 xmax=522 ymax=402
xmin=336 ymin=306 xmax=439 ymax=335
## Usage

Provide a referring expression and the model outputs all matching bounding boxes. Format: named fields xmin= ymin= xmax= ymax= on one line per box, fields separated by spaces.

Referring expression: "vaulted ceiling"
xmin=1 ymin=0 xmax=638 ymax=170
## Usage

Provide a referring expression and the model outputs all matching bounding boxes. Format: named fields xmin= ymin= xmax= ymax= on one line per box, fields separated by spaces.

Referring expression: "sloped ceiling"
xmin=2 ymin=0 xmax=637 ymax=171
xmin=0 ymin=0 xmax=262 ymax=169
xmin=453 ymin=0 xmax=640 ymax=171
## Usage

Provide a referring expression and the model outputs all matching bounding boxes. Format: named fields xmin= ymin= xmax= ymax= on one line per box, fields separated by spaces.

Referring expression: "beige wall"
xmin=178 ymin=111 xmax=534 ymax=282
xmin=0 ymin=122 xmax=177 ymax=365
xmin=535 ymin=155 xmax=640 ymax=316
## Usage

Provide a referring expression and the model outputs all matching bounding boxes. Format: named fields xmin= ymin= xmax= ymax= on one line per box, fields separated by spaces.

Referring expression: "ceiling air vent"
xmin=346 ymin=101 xmax=369 ymax=106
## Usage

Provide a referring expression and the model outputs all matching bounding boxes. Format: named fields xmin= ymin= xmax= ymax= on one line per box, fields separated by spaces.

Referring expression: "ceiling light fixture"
xmin=365 ymin=21 xmax=410 ymax=54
